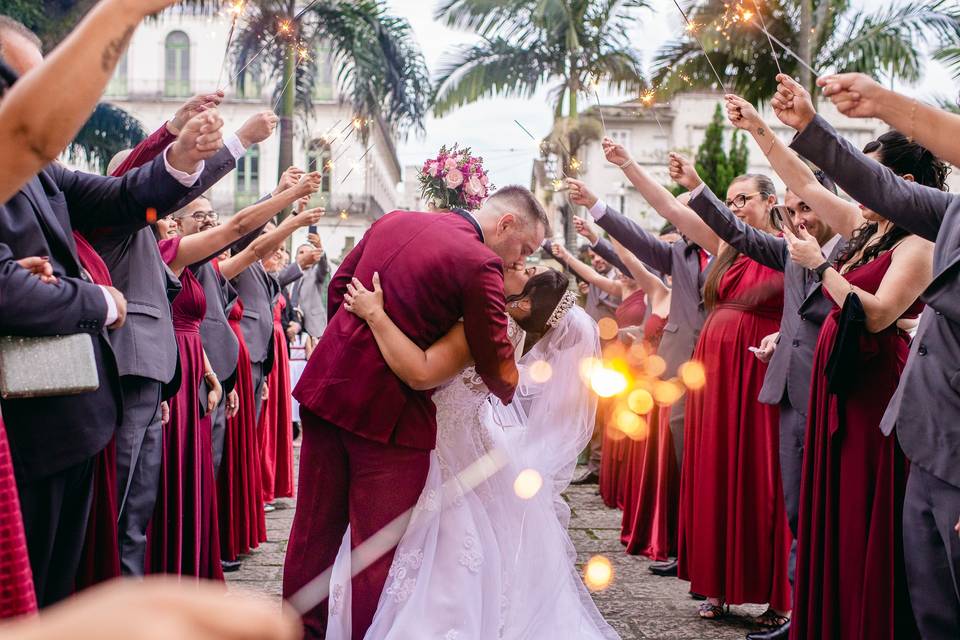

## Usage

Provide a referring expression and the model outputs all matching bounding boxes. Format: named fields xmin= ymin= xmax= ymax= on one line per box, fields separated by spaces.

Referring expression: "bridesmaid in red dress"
xmin=257 ymin=255 xmax=295 ymax=503
xmin=602 ymin=136 xmax=792 ymax=622
xmin=780 ymin=130 xmax=942 ymax=640
xmin=550 ymin=241 xmax=642 ymax=508
xmin=0 ymin=417 xmax=36 ymax=618
xmin=612 ymin=245 xmax=678 ymax=561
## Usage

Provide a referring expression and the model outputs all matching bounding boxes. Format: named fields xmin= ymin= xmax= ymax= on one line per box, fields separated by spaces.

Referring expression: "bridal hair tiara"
xmin=546 ymin=290 xmax=578 ymax=329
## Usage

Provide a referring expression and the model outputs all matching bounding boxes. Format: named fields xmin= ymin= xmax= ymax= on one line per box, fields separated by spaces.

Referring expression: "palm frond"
xmin=68 ymin=103 xmax=146 ymax=174
xmin=934 ymin=45 xmax=960 ymax=78
xmin=432 ymin=38 xmax=550 ymax=117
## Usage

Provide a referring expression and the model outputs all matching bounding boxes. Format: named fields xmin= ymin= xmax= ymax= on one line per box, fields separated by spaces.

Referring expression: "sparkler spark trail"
xmin=750 ymin=0 xmax=783 ymax=75
xmin=748 ymin=19 xmax=821 ymax=76
xmin=217 ymin=1 xmax=245 ymax=90
xmin=338 ymin=143 xmax=376 ymax=185
xmin=670 ymin=0 xmax=727 ymax=94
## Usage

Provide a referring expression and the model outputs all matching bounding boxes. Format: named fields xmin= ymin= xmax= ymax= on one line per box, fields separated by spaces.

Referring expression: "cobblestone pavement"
xmin=227 ymin=455 xmax=769 ymax=639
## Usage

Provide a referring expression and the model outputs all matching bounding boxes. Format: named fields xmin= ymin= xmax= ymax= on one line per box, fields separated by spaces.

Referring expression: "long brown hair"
xmin=703 ymin=174 xmax=777 ymax=309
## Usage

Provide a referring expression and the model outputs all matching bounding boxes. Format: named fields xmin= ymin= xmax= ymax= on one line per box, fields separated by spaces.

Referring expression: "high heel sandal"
xmin=698 ymin=600 xmax=728 ymax=620
xmin=755 ymin=608 xmax=790 ymax=627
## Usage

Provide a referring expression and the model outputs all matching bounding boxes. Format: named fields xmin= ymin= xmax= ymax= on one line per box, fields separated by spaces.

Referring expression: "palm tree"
xmin=433 ymin=0 xmax=649 ymax=245
xmin=652 ymin=0 xmax=960 ymax=104
xmin=434 ymin=0 xmax=648 ymax=120
xmin=203 ymin=0 xmax=430 ymax=215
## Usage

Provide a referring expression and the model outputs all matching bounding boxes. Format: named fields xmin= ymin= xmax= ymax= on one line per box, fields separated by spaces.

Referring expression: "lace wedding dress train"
xmin=326 ymin=308 xmax=618 ymax=639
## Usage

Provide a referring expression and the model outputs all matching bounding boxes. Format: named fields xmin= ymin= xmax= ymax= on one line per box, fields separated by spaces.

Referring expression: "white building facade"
xmin=102 ymin=10 xmax=404 ymax=261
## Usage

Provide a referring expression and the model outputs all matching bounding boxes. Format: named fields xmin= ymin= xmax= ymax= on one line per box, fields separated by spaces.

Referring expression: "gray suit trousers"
xmin=669 ymin=396 xmax=687 ymax=471
xmin=902 ymin=465 xmax=960 ymax=640
xmin=251 ymin=360 xmax=267 ymax=424
xmin=778 ymin=398 xmax=806 ymax=586
xmin=115 ymin=375 xmax=163 ymax=576
xmin=211 ymin=400 xmax=227 ymax=476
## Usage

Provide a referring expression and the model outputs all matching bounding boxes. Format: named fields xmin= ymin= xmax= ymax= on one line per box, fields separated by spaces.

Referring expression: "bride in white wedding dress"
xmin=323 ymin=264 xmax=619 ymax=640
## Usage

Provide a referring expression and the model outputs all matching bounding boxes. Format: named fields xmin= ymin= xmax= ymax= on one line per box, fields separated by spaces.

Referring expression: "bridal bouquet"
xmin=418 ymin=145 xmax=493 ymax=211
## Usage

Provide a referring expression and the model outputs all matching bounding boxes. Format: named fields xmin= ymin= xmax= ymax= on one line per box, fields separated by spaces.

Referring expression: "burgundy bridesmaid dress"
xmin=599 ymin=289 xmax=647 ymax=508
xmin=147 ymin=237 xmax=223 ymax=580
xmin=72 ymin=231 xmax=121 ymax=588
xmin=219 ymin=296 xmax=267 ymax=561
xmin=258 ymin=297 xmax=295 ymax=503
xmin=677 ymin=254 xmax=791 ymax=611
xmin=621 ymin=313 xmax=680 ymax=562
xmin=791 ymin=250 xmax=920 ymax=640
xmin=0 ymin=418 xmax=37 ymax=618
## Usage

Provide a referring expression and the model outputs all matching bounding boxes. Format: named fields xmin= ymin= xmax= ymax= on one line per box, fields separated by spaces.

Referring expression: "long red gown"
xmin=219 ymin=296 xmax=267 ymax=561
xmin=0 ymin=418 xmax=36 ymax=618
xmin=72 ymin=231 xmax=121 ymax=588
xmin=791 ymin=250 xmax=920 ymax=640
xmin=621 ymin=314 xmax=679 ymax=561
xmin=258 ymin=297 xmax=294 ymax=503
xmin=677 ymin=254 xmax=791 ymax=611
xmin=599 ymin=289 xmax=647 ymax=508
xmin=147 ymin=238 xmax=223 ymax=580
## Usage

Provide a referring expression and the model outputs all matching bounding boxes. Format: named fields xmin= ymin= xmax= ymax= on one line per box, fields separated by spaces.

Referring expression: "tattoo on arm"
xmin=757 ymin=127 xmax=766 ymax=137
xmin=101 ymin=26 xmax=135 ymax=72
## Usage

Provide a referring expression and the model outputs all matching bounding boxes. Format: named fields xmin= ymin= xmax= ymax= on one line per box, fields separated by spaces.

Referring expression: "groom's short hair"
xmin=486 ymin=185 xmax=550 ymax=234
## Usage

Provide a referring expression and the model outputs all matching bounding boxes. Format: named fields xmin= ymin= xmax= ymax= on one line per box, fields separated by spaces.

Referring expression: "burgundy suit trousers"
xmin=283 ymin=409 xmax=430 ymax=639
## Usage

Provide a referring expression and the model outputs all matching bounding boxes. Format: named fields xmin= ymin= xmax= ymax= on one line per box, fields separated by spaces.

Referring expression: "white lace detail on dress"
xmin=458 ymin=535 xmax=484 ymax=573
xmin=329 ymin=583 xmax=344 ymax=616
xmin=383 ymin=549 xmax=424 ymax=603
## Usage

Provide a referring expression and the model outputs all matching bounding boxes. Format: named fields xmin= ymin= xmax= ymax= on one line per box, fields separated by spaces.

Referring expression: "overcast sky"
xmin=385 ymin=0 xmax=958 ymax=189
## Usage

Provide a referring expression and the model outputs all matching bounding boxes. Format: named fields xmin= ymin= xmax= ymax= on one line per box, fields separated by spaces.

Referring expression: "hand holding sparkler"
xmin=573 ymin=215 xmax=600 ymax=244
xmin=667 ymin=152 xmax=703 ymax=192
xmin=724 ymin=94 xmax=764 ymax=132
xmin=236 ymin=110 xmax=279 ymax=148
xmin=601 ymin=137 xmax=634 ymax=170
xmin=273 ymin=166 xmax=306 ymax=196
xmin=771 ymin=73 xmax=817 ymax=133
xmin=167 ymin=92 xmax=224 ymax=135
xmin=565 ymin=178 xmax=599 ymax=210
xmin=291 ymin=171 xmax=323 ymax=200
xmin=818 ymin=72 xmax=886 ymax=121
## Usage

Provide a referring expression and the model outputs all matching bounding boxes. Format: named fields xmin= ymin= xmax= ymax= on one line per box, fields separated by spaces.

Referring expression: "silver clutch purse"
xmin=0 ymin=334 xmax=99 ymax=399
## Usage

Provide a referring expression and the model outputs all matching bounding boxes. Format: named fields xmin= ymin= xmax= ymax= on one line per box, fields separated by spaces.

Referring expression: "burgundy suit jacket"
xmin=293 ymin=210 xmax=518 ymax=451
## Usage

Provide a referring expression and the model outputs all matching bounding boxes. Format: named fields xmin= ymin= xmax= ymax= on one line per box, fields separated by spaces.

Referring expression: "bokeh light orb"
xmin=653 ymin=380 xmax=684 ymax=406
xmin=590 ymin=367 xmax=628 ymax=398
xmin=528 ymin=360 xmax=553 ymax=384
xmin=644 ymin=354 xmax=667 ymax=377
xmin=627 ymin=389 xmax=655 ymax=415
xmin=597 ymin=317 xmax=619 ymax=341
xmin=514 ymin=469 xmax=543 ymax=500
xmin=583 ymin=555 xmax=614 ymax=591
xmin=679 ymin=360 xmax=707 ymax=390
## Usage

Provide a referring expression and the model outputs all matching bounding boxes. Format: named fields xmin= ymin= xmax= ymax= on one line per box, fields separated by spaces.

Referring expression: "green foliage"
xmin=694 ymin=103 xmax=749 ymax=196
xmin=67 ymin=103 xmax=146 ymax=174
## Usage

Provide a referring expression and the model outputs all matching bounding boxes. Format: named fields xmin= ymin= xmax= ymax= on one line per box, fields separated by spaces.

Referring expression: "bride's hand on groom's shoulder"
xmin=344 ymin=272 xmax=384 ymax=321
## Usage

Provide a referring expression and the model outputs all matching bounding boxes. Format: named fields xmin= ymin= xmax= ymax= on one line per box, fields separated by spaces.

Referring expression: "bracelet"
xmin=618 ymin=158 xmax=635 ymax=170
xmin=908 ymin=99 xmax=918 ymax=142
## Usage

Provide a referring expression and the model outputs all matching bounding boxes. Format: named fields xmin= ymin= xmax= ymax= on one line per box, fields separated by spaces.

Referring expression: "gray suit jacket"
xmin=291 ymin=257 xmax=330 ymax=337
xmin=232 ymin=261 xmax=302 ymax=367
xmin=195 ymin=261 xmax=240 ymax=385
xmin=594 ymin=204 xmax=708 ymax=377
xmin=689 ymin=187 xmax=845 ymax=415
xmin=88 ymin=147 xmax=240 ymax=385
xmin=792 ymin=115 xmax=960 ymax=488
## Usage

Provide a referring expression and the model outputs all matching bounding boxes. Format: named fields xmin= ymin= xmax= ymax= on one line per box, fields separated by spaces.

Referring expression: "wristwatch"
xmin=813 ymin=261 xmax=831 ymax=281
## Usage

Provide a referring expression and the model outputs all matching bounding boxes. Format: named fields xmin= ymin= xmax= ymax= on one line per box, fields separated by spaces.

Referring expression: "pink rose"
xmin=445 ymin=168 xmax=464 ymax=189
xmin=464 ymin=176 xmax=482 ymax=196
xmin=444 ymin=157 xmax=458 ymax=172
xmin=426 ymin=161 xmax=440 ymax=178
xmin=479 ymin=174 xmax=489 ymax=186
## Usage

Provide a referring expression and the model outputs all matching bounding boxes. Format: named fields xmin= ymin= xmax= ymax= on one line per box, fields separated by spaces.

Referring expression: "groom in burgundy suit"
xmin=285 ymin=186 xmax=548 ymax=638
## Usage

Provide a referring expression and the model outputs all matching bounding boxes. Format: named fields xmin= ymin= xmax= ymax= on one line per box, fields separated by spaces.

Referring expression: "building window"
xmin=313 ymin=43 xmax=335 ymax=101
xmin=164 ymin=31 xmax=191 ymax=97
xmin=235 ymin=145 xmax=260 ymax=209
xmin=306 ymin=140 xmax=332 ymax=205
xmin=343 ymin=236 xmax=355 ymax=253
xmin=609 ymin=129 xmax=631 ymax=148
xmin=106 ymin=52 xmax=128 ymax=97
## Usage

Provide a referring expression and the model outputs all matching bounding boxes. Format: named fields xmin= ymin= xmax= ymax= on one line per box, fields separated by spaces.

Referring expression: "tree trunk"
xmin=799 ymin=0 xmax=814 ymax=96
xmin=277 ymin=41 xmax=297 ymax=223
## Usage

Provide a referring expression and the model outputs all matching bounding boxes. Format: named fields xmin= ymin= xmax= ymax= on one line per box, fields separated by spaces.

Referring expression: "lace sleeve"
xmin=507 ymin=316 xmax=526 ymax=361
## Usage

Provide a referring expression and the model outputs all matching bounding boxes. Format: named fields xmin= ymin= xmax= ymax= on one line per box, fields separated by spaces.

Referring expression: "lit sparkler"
xmin=217 ymin=1 xmax=245 ymax=90
xmin=670 ymin=0 xmax=727 ymax=94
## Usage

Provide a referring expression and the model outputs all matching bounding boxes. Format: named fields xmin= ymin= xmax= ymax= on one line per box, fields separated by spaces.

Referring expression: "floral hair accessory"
xmin=418 ymin=144 xmax=494 ymax=211
xmin=546 ymin=290 xmax=578 ymax=329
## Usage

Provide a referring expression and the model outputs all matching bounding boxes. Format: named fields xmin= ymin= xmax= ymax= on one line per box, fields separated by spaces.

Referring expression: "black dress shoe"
xmin=221 ymin=559 xmax=242 ymax=573
xmin=746 ymin=620 xmax=790 ymax=640
xmin=689 ymin=592 xmax=706 ymax=601
xmin=570 ymin=471 xmax=600 ymax=485
xmin=649 ymin=559 xmax=678 ymax=576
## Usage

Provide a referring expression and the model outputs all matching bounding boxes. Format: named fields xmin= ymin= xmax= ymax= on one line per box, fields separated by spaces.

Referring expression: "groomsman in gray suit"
xmin=93 ymin=109 xmax=276 ymax=576
xmin=290 ymin=239 xmax=330 ymax=339
xmin=568 ymin=178 xmax=710 ymax=577
xmin=674 ymin=157 xmax=843 ymax=640
xmin=791 ymin=112 xmax=960 ymax=640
